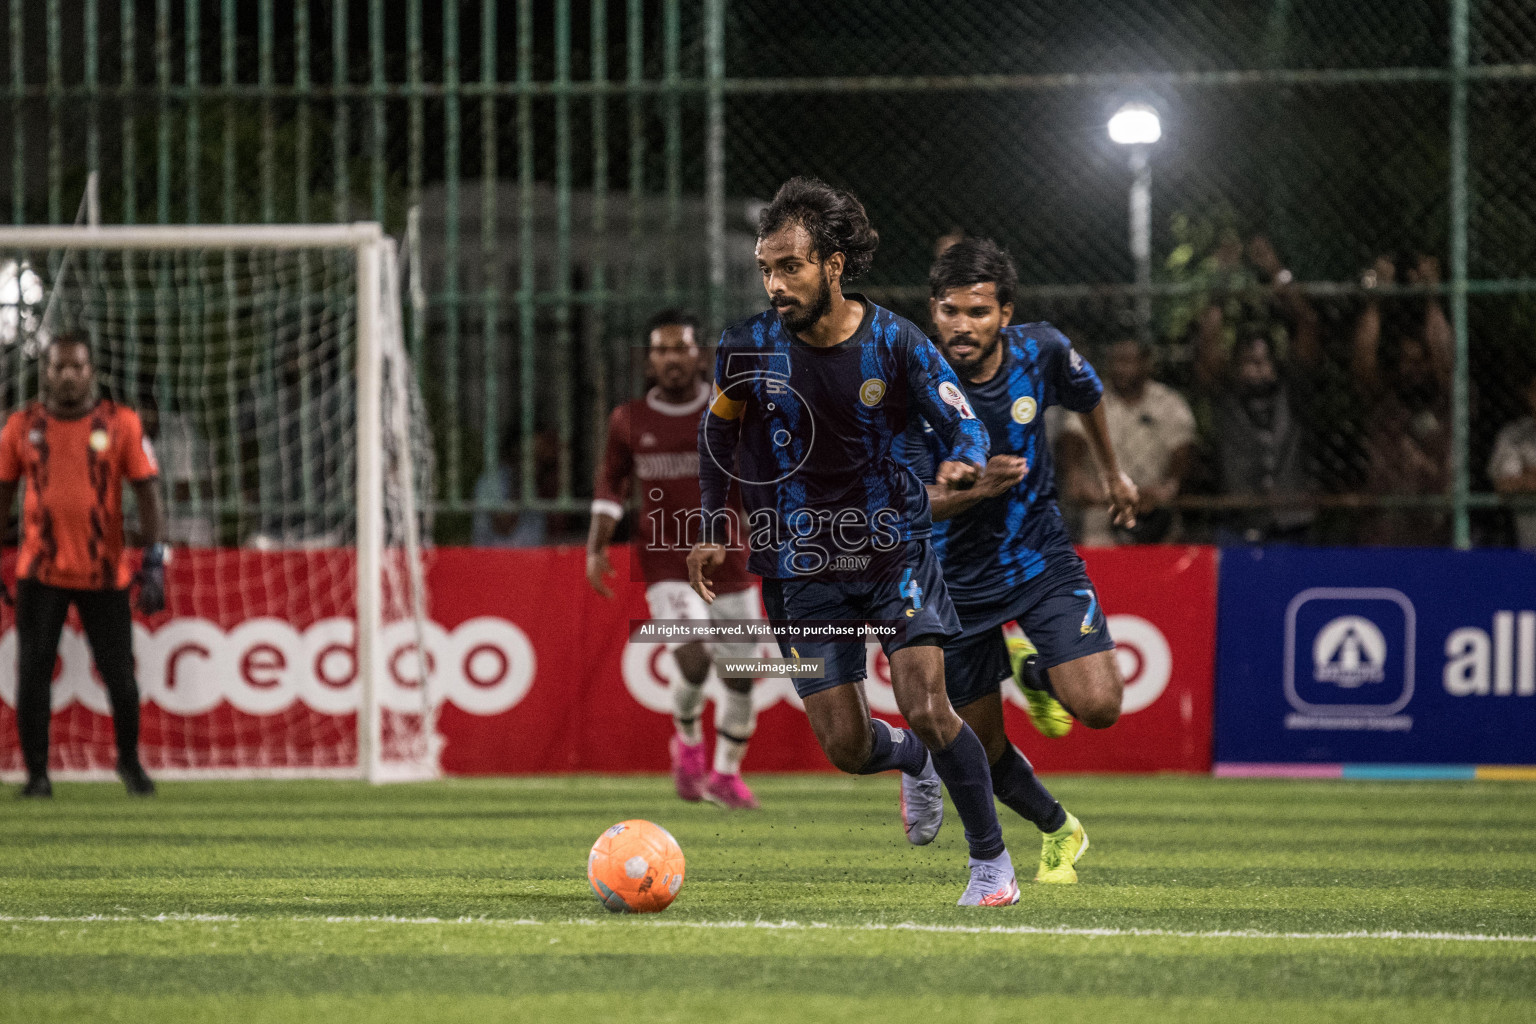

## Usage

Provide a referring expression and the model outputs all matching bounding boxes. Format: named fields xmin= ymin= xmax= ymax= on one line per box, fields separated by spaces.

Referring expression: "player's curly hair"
xmin=928 ymin=236 xmax=1018 ymax=309
xmin=756 ymin=176 xmax=879 ymax=282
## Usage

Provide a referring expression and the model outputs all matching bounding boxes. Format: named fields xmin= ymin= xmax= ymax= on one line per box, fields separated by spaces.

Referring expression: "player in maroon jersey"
xmin=586 ymin=310 xmax=763 ymax=808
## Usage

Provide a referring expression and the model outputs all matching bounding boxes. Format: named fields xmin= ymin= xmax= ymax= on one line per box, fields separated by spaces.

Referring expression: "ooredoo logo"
xmin=0 ymin=616 xmax=536 ymax=718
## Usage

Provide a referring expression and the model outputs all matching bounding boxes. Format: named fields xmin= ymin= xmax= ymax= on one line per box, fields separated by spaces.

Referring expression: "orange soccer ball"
xmin=586 ymin=819 xmax=686 ymax=913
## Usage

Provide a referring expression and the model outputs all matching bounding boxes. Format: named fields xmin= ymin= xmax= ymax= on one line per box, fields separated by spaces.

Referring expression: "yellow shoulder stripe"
xmin=708 ymin=384 xmax=746 ymax=421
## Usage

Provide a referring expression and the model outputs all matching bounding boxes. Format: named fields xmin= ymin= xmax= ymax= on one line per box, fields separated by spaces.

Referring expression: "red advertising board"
xmin=0 ymin=545 xmax=1216 ymax=775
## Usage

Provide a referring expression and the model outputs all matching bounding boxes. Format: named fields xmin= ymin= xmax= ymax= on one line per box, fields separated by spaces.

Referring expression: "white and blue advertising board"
xmin=1215 ymin=547 xmax=1536 ymax=774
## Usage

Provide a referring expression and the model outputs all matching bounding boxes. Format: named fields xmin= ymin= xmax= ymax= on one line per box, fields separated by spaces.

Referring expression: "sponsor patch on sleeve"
xmin=937 ymin=380 xmax=976 ymax=420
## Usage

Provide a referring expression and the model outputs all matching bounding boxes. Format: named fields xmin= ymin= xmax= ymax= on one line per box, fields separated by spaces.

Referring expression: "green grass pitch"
xmin=2 ymin=774 xmax=1534 ymax=1023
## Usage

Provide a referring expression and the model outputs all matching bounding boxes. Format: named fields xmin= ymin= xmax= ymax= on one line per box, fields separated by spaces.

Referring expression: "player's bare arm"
xmin=685 ymin=542 xmax=725 ymax=604
xmin=928 ymin=454 xmax=1027 ymax=522
xmin=585 ymin=509 xmax=620 ymax=599
xmin=132 ymin=477 xmax=166 ymax=548
xmin=132 ymin=477 xmax=168 ymax=614
xmin=1076 ymin=402 xmax=1138 ymax=529
xmin=935 ymin=458 xmax=982 ymax=491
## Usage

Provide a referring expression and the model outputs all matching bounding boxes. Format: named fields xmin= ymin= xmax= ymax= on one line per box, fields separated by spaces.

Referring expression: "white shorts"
xmin=645 ymin=581 xmax=762 ymax=659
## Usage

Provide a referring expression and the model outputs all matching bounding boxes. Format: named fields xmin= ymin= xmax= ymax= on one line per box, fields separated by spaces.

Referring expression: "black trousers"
xmin=14 ymin=579 xmax=141 ymax=779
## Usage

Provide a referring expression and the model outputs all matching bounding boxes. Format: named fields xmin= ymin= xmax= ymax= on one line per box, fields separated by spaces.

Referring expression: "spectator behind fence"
xmin=933 ymin=226 xmax=966 ymax=259
xmin=1352 ymin=254 xmax=1454 ymax=546
xmin=141 ymin=399 xmax=216 ymax=548
xmin=1060 ymin=337 xmax=1195 ymax=544
xmin=472 ymin=427 xmax=562 ymax=547
xmin=1489 ymin=368 xmax=1536 ymax=549
xmin=1191 ymin=238 xmax=1323 ymax=544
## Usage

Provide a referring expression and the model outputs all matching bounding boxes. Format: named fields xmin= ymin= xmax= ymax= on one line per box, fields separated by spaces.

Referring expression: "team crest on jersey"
xmin=88 ymin=429 xmax=110 ymax=453
xmin=639 ymin=432 xmax=657 ymax=447
xmin=938 ymin=380 xmax=976 ymax=420
xmin=1011 ymin=396 xmax=1038 ymax=424
xmin=858 ymin=378 xmax=887 ymax=407
xmin=28 ymin=429 xmax=43 ymax=447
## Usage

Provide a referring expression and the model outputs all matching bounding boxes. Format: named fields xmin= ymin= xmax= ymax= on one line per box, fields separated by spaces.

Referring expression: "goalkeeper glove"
xmin=136 ymin=543 xmax=168 ymax=615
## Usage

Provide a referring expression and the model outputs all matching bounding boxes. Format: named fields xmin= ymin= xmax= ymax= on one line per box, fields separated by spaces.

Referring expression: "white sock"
xmin=672 ymin=672 xmax=706 ymax=745
xmin=712 ymin=687 xmax=756 ymax=775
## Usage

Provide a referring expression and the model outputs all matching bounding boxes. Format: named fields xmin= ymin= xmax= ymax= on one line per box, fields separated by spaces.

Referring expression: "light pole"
xmin=1109 ymin=102 xmax=1161 ymax=345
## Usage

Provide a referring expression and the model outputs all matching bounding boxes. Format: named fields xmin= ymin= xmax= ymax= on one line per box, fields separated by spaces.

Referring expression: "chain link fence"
xmin=1 ymin=0 xmax=1533 ymax=547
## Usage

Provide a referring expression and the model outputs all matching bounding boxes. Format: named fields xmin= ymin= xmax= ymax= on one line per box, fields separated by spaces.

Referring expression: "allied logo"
xmin=1011 ymin=396 xmax=1038 ymax=424
xmin=858 ymin=378 xmax=887 ymax=407
xmin=1312 ymin=615 xmax=1387 ymax=687
xmin=88 ymin=429 xmax=110 ymax=453
xmin=937 ymin=380 xmax=976 ymax=420
xmin=1283 ymin=587 xmax=1416 ymax=726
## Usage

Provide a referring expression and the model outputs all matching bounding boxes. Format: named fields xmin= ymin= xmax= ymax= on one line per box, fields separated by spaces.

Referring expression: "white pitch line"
xmin=1 ymin=913 xmax=1533 ymax=944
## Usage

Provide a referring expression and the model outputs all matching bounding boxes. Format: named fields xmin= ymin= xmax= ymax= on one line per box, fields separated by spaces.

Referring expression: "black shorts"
xmin=943 ymin=551 xmax=1115 ymax=709
xmin=760 ymin=540 xmax=961 ymax=699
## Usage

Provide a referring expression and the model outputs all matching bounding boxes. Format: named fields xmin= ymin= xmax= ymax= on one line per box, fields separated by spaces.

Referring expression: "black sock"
xmin=854 ymin=719 xmax=929 ymax=776
xmin=929 ymin=723 xmax=1007 ymax=861
xmin=991 ymin=744 xmax=1067 ymax=833
xmin=1018 ymin=654 xmax=1055 ymax=697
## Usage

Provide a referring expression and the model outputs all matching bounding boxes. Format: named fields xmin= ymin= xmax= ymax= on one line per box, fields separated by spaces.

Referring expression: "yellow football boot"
xmin=1036 ymin=811 xmax=1089 ymax=884
xmin=1007 ymin=635 xmax=1072 ymax=739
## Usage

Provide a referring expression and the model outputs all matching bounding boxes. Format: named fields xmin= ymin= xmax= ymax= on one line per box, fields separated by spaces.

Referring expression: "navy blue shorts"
xmin=760 ymin=541 xmax=961 ymax=699
xmin=943 ymin=552 xmax=1115 ymax=709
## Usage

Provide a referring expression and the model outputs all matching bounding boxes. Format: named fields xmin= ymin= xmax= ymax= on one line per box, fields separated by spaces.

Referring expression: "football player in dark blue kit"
xmin=687 ymin=178 xmax=1020 ymax=906
xmin=907 ymin=237 xmax=1139 ymax=884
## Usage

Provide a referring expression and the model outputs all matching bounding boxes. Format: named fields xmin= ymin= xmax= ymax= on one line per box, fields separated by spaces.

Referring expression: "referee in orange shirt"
xmin=0 ymin=335 xmax=167 ymax=798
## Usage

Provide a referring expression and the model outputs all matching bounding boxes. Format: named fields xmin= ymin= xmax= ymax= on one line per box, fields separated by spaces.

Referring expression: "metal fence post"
xmin=555 ymin=0 xmax=574 ymax=502
xmin=706 ymin=0 xmax=726 ymax=335
xmin=518 ymin=0 xmax=536 ymax=504
xmin=442 ymin=0 xmax=463 ymax=504
xmin=590 ymin=0 xmax=611 ymax=471
xmin=1450 ymin=0 xmax=1471 ymax=550
xmin=479 ymin=0 xmax=499 ymax=508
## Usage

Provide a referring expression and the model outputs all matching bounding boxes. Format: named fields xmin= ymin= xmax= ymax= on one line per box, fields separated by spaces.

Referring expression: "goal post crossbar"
xmin=0 ymin=223 xmax=384 ymax=251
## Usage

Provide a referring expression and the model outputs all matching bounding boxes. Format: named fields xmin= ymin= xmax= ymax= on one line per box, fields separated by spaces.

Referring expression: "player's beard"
xmin=775 ymin=273 xmax=833 ymax=334
xmin=944 ymin=330 xmax=1001 ymax=379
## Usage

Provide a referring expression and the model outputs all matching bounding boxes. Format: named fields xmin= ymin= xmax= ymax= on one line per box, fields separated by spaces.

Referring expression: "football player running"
xmin=905 ymin=237 xmax=1136 ymax=883
xmin=689 ymin=179 xmax=1020 ymax=906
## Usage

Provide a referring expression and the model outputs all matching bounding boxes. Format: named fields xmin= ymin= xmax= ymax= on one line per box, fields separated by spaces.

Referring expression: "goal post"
xmin=0 ymin=223 xmax=437 ymax=783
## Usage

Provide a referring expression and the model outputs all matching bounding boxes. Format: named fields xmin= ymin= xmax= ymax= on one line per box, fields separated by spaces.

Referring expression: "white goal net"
xmin=0 ymin=224 xmax=436 ymax=782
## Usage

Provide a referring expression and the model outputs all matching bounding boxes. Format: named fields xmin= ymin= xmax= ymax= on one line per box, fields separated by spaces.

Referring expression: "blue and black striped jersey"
xmin=906 ymin=323 xmax=1103 ymax=603
xmin=699 ymin=297 xmax=989 ymax=579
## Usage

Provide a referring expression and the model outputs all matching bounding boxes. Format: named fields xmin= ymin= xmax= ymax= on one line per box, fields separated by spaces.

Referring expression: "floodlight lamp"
xmin=1108 ymin=103 xmax=1161 ymax=146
